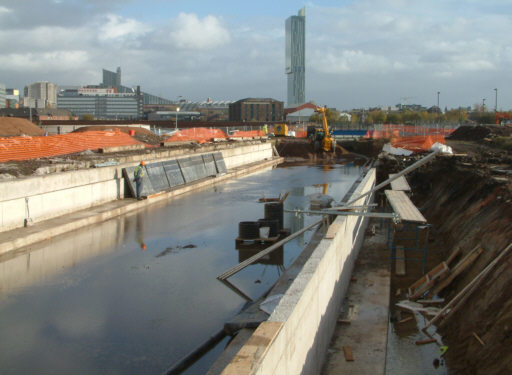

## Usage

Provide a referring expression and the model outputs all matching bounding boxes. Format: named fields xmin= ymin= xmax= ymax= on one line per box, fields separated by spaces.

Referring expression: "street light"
xmin=175 ymin=107 xmax=180 ymax=130
xmin=494 ymin=88 xmax=498 ymax=112
xmin=437 ymin=91 xmax=440 ymax=109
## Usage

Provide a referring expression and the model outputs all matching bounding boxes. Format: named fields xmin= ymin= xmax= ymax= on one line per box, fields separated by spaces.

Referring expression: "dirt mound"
xmin=275 ymin=139 xmax=349 ymax=159
xmin=0 ymin=117 xmax=45 ymax=137
xmin=73 ymin=126 xmax=163 ymax=145
xmin=449 ymin=125 xmax=512 ymax=141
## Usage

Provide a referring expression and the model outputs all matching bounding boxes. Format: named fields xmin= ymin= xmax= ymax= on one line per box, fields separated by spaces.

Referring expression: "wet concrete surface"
xmin=0 ymin=163 xmax=361 ymax=375
xmin=322 ymin=223 xmax=390 ymax=375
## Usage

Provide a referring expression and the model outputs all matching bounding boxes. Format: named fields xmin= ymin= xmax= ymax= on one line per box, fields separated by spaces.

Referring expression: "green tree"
xmin=309 ymin=108 xmax=340 ymax=124
xmin=350 ymin=113 xmax=359 ymax=125
xmin=386 ymin=112 xmax=402 ymax=124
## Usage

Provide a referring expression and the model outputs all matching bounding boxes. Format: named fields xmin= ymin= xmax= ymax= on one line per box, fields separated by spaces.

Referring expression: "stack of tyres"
xmin=238 ymin=221 xmax=260 ymax=239
xmin=264 ymin=203 xmax=284 ymax=230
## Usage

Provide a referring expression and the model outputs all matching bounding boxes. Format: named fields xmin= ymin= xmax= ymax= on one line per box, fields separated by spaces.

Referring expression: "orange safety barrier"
xmin=295 ymin=130 xmax=307 ymax=138
xmin=390 ymin=135 xmax=445 ymax=153
xmin=366 ymin=125 xmax=455 ymax=139
xmin=0 ymin=130 xmax=144 ymax=162
xmin=165 ymin=128 xmax=227 ymax=144
xmin=230 ymin=130 xmax=265 ymax=138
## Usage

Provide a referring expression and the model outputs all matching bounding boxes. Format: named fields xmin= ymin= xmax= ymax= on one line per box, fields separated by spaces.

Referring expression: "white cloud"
xmin=311 ymin=49 xmax=399 ymax=74
xmin=0 ymin=51 xmax=89 ymax=72
xmin=98 ymin=14 xmax=151 ymax=43
xmin=0 ymin=6 xmax=11 ymax=14
xmin=168 ymin=13 xmax=231 ymax=50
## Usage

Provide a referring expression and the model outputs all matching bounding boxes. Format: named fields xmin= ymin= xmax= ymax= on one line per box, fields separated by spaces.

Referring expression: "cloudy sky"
xmin=0 ymin=0 xmax=510 ymax=110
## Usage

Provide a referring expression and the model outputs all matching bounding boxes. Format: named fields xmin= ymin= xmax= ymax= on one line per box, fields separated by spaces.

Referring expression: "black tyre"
xmin=264 ymin=203 xmax=284 ymax=229
xmin=239 ymin=221 xmax=260 ymax=239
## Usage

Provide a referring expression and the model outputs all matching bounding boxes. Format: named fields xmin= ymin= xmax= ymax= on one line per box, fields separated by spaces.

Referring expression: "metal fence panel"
xmin=202 ymin=153 xmax=217 ymax=176
xmin=213 ymin=152 xmax=227 ymax=174
xmin=145 ymin=162 xmax=171 ymax=192
xmin=178 ymin=157 xmax=199 ymax=183
xmin=163 ymin=160 xmax=185 ymax=187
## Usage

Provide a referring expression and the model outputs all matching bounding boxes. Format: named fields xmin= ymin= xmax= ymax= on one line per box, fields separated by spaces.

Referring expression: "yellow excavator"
xmin=308 ymin=107 xmax=336 ymax=152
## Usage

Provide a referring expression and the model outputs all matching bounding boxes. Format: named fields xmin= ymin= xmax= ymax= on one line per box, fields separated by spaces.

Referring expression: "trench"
xmin=0 ymin=162 xmax=362 ymax=375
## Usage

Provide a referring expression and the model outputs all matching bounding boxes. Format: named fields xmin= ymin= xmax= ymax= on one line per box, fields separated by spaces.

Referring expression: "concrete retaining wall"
xmin=219 ymin=168 xmax=376 ymax=375
xmin=0 ymin=142 xmax=273 ymax=233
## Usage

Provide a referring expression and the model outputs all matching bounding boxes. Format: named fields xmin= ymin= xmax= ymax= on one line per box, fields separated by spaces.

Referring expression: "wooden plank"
xmin=408 ymin=261 xmax=450 ymax=300
xmin=389 ymin=173 xmax=411 ymax=191
xmin=446 ymin=246 xmax=463 ymax=266
xmin=343 ymin=346 xmax=355 ymax=361
xmin=428 ymin=246 xmax=483 ymax=298
xmin=395 ymin=247 xmax=406 ymax=276
xmin=337 ymin=319 xmax=351 ymax=325
xmin=398 ymin=317 xmax=414 ymax=324
xmin=385 ymin=190 xmax=427 ymax=223
xmin=472 ymin=332 xmax=485 ymax=346
xmin=415 ymin=338 xmax=437 ymax=345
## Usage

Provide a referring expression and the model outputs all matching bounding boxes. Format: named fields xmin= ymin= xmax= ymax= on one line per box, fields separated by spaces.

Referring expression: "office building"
xmin=0 ymin=83 xmax=5 ymax=108
xmin=57 ymin=87 xmax=143 ymax=119
xmin=229 ymin=98 xmax=284 ymax=122
xmin=5 ymin=89 xmax=20 ymax=108
xmin=25 ymin=81 xmax=58 ymax=108
xmin=102 ymin=67 xmax=121 ymax=88
xmin=285 ymin=7 xmax=306 ymax=107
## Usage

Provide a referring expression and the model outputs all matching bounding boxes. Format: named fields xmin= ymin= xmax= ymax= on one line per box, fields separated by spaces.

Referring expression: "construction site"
xmin=0 ymin=116 xmax=511 ymax=375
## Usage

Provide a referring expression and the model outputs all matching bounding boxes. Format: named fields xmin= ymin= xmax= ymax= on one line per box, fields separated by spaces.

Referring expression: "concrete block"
xmin=0 ymin=198 xmax=25 ymax=230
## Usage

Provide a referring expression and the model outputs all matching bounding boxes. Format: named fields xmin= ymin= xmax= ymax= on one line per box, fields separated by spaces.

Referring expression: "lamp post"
xmin=175 ymin=107 xmax=180 ymax=130
xmin=494 ymin=88 xmax=498 ymax=112
xmin=437 ymin=91 xmax=440 ymax=109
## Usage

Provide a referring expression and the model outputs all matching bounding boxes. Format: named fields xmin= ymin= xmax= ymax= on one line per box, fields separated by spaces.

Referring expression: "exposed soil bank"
xmin=377 ymin=131 xmax=511 ymax=374
xmin=408 ymin=155 xmax=512 ymax=375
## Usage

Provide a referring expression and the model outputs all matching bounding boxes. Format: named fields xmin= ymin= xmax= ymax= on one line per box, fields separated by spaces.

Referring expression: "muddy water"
xmin=0 ymin=164 xmax=361 ymax=375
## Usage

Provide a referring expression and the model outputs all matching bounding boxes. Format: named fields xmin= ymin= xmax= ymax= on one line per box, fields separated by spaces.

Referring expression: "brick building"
xmin=229 ymin=98 xmax=284 ymax=122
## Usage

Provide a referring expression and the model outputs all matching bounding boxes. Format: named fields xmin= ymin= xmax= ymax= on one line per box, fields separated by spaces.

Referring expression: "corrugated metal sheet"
xmin=385 ymin=190 xmax=426 ymax=223
xmin=389 ymin=174 xmax=412 ymax=191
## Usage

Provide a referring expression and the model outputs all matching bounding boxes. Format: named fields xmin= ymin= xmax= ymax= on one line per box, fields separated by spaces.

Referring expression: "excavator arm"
xmin=314 ymin=107 xmax=336 ymax=152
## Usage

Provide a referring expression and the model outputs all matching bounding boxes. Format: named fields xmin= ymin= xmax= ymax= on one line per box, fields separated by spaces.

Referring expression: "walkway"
xmin=322 ymin=221 xmax=390 ymax=374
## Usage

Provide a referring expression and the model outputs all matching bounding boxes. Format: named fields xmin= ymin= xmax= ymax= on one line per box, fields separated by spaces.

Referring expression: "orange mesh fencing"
xmin=0 ymin=130 xmax=144 ymax=162
xmin=295 ymin=130 xmax=307 ymax=138
xmin=367 ymin=125 xmax=455 ymax=139
xmin=366 ymin=129 xmax=400 ymax=139
xmin=390 ymin=135 xmax=445 ymax=153
xmin=230 ymin=130 xmax=265 ymax=138
xmin=165 ymin=128 xmax=227 ymax=144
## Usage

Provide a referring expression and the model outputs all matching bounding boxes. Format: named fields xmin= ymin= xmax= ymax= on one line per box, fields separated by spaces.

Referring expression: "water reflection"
xmin=0 ymin=218 xmax=125 ymax=300
xmin=0 ymin=164 xmax=361 ymax=375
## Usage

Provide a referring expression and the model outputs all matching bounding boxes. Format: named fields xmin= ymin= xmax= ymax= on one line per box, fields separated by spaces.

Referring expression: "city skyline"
xmin=0 ymin=0 xmax=510 ymax=110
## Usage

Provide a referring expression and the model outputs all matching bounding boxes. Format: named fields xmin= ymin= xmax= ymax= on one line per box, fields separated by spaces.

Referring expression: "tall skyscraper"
xmin=285 ymin=7 xmax=306 ymax=107
xmin=102 ymin=67 xmax=122 ymax=89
